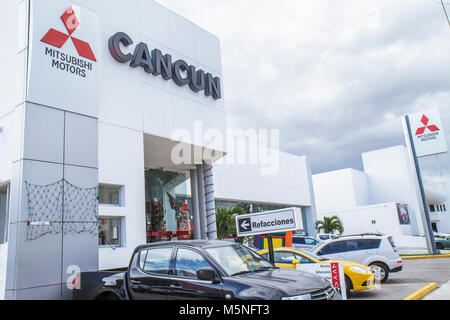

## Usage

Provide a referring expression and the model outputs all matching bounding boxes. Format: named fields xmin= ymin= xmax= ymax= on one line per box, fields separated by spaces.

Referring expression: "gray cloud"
xmin=158 ymin=0 xmax=450 ymax=177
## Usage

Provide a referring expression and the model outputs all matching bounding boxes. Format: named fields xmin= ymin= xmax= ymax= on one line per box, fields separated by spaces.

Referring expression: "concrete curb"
xmin=423 ymin=280 xmax=450 ymax=300
xmin=403 ymin=283 xmax=439 ymax=300
xmin=401 ymin=255 xmax=450 ymax=260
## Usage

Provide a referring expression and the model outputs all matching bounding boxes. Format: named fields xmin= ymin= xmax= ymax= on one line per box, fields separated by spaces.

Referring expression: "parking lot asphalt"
xmin=349 ymin=258 xmax=450 ymax=300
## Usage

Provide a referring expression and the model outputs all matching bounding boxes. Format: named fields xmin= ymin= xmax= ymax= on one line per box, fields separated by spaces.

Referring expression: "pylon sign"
xmin=407 ymin=109 xmax=448 ymax=158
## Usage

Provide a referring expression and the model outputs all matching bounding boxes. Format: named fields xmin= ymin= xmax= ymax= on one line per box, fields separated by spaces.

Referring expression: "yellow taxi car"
xmin=257 ymin=247 xmax=374 ymax=295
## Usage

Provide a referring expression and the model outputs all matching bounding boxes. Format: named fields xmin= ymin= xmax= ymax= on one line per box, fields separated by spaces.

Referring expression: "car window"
xmin=292 ymin=237 xmax=306 ymax=244
xmin=296 ymin=253 xmax=314 ymax=264
xmin=305 ymin=238 xmax=318 ymax=245
xmin=274 ymin=251 xmax=297 ymax=264
xmin=205 ymin=245 xmax=273 ymax=276
xmin=143 ymin=247 xmax=173 ymax=275
xmin=139 ymin=249 xmax=148 ymax=270
xmin=265 ymin=251 xmax=315 ymax=264
xmin=345 ymin=240 xmax=360 ymax=251
xmin=175 ymin=248 xmax=212 ymax=278
xmin=360 ymin=239 xmax=382 ymax=250
xmin=320 ymin=241 xmax=346 ymax=255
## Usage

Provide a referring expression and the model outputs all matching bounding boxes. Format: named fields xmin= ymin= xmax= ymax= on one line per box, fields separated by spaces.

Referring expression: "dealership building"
xmin=313 ymin=144 xmax=450 ymax=249
xmin=0 ymin=0 xmax=318 ymax=300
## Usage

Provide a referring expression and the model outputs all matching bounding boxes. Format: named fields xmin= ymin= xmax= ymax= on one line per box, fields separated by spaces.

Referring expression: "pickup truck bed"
xmin=73 ymin=268 xmax=128 ymax=300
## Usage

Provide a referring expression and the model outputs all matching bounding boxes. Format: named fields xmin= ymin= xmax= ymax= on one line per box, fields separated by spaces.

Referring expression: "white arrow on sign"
xmin=240 ymin=220 xmax=250 ymax=230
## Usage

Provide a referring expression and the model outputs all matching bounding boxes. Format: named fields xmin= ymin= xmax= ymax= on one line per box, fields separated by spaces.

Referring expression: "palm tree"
xmin=315 ymin=216 xmax=344 ymax=235
xmin=216 ymin=206 xmax=246 ymax=239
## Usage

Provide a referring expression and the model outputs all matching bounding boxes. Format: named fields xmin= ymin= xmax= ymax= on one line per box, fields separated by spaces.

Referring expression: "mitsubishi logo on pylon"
xmin=41 ymin=6 xmax=96 ymax=62
xmin=416 ymin=115 xmax=440 ymax=135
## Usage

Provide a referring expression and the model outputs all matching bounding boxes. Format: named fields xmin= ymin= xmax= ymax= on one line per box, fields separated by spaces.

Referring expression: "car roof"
xmin=257 ymin=246 xmax=308 ymax=252
xmin=292 ymin=235 xmax=314 ymax=238
xmin=135 ymin=240 xmax=237 ymax=251
xmin=339 ymin=232 xmax=385 ymax=237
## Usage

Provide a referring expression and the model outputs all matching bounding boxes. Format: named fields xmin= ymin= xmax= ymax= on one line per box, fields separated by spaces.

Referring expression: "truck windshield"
xmin=205 ymin=245 xmax=274 ymax=276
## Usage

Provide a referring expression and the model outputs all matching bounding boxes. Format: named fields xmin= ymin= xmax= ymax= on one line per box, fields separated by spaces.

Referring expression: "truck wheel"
xmin=97 ymin=292 xmax=120 ymax=300
xmin=369 ymin=262 xmax=389 ymax=283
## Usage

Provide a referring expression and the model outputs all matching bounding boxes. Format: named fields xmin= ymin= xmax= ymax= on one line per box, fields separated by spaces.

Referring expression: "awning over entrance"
xmin=143 ymin=134 xmax=225 ymax=173
xmin=143 ymin=134 xmax=224 ymax=242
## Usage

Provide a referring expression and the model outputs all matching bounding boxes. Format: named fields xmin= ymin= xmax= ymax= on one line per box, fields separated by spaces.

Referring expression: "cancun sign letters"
xmin=108 ymin=32 xmax=222 ymax=100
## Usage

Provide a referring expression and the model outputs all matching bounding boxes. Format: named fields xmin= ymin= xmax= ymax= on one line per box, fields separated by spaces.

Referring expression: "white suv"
xmin=309 ymin=233 xmax=403 ymax=282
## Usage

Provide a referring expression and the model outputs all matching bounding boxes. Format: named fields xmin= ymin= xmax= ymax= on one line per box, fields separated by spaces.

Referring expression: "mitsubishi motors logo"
xmin=40 ymin=6 xmax=97 ymax=78
xmin=416 ymin=115 xmax=440 ymax=135
xmin=41 ymin=6 xmax=96 ymax=61
xmin=407 ymin=109 xmax=447 ymax=157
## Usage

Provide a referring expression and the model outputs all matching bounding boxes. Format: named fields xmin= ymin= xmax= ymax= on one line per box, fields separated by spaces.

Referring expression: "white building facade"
xmin=313 ymin=145 xmax=450 ymax=248
xmin=0 ymin=0 xmax=317 ymax=300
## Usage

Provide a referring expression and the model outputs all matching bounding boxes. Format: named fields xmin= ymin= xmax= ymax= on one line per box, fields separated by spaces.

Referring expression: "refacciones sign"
xmin=235 ymin=208 xmax=303 ymax=237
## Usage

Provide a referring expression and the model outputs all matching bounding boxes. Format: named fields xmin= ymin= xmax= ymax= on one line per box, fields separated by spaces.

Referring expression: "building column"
xmin=305 ymin=157 xmax=318 ymax=237
xmin=204 ymin=164 xmax=217 ymax=240
xmin=196 ymin=165 xmax=208 ymax=240
xmin=190 ymin=169 xmax=201 ymax=240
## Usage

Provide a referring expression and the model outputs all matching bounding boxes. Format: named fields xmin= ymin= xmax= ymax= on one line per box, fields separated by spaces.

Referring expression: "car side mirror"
xmin=316 ymin=250 xmax=322 ymax=256
xmin=197 ymin=268 xmax=219 ymax=283
xmin=292 ymin=259 xmax=300 ymax=265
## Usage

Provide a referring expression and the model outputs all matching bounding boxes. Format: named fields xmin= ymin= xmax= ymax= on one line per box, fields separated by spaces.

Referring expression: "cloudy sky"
xmin=158 ymin=0 xmax=450 ymax=176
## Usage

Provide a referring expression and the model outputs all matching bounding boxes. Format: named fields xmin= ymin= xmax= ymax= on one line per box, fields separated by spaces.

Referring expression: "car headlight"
xmin=282 ymin=294 xmax=311 ymax=301
xmin=349 ymin=266 xmax=370 ymax=274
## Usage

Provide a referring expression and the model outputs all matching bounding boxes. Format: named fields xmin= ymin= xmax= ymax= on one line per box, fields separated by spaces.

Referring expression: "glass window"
xmin=272 ymin=251 xmax=314 ymax=264
xmin=292 ymin=237 xmax=306 ymax=244
xmin=362 ymin=239 xmax=382 ymax=250
xmin=318 ymin=235 xmax=329 ymax=241
xmin=144 ymin=169 xmax=189 ymax=243
xmin=345 ymin=240 xmax=360 ymax=251
xmin=175 ymin=249 xmax=211 ymax=278
xmin=305 ymin=238 xmax=318 ymax=245
xmin=139 ymin=249 xmax=148 ymax=270
xmin=0 ymin=185 xmax=10 ymax=244
xmin=274 ymin=251 xmax=297 ymax=264
xmin=98 ymin=217 xmax=122 ymax=247
xmin=205 ymin=245 xmax=272 ymax=276
xmin=430 ymin=205 xmax=435 ymax=212
xmin=297 ymin=253 xmax=314 ymax=264
xmin=99 ymin=185 xmax=121 ymax=205
xmin=320 ymin=241 xmax=346 ymax=255
xmin=432 ymin=223 xmax=438 ymax=233
xmin=143 ymin=247 xmax=173 ymax=275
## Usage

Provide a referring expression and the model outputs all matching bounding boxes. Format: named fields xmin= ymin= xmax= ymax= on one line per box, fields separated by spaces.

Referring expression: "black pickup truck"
xmin=73 ymin=240 xmax=340 ymax=300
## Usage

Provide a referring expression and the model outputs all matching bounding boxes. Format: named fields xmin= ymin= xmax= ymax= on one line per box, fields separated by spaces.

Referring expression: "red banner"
xmin=330 ymin=263 xmax=341 ymax=288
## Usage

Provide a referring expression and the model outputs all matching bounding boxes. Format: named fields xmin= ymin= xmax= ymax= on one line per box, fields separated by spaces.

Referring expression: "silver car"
xmin=292 ymin=235 xmax=321 ymax=249
xmin=309 ymin=233 xmax=403 ymax=282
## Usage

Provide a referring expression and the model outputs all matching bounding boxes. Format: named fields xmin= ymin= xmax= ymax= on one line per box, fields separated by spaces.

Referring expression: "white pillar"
xmin=190 ymin=169 xmax=201 ymax=240
xmin=204 ymin=164 xmax=217 ymax=240
xmin=196 ymin=165 xmax=208 ymax=240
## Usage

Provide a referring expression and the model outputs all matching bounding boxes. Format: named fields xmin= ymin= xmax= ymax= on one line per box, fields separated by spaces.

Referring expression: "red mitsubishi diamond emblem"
xmin=416 ymin=115 xmax=440 ymax=135
xmin=41 ymin=6 xmax=97 ymax=62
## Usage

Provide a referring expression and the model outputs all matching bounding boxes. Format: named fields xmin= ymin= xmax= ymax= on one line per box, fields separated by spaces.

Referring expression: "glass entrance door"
xmin=145 ymin=169 xmax=191 ymax=243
